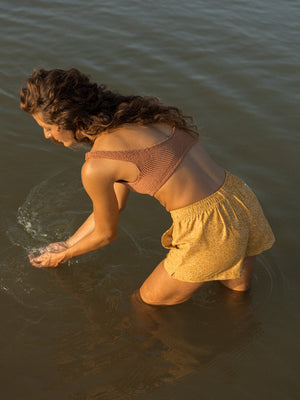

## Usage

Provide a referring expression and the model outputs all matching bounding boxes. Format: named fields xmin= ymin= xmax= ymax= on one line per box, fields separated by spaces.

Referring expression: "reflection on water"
xmin=44 ymin=269 xmax=260 ymax=399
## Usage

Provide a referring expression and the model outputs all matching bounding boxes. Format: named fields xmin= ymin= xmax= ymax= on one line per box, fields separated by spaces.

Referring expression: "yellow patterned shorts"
xmin=161 ymin=171 xmax=275 ymax=283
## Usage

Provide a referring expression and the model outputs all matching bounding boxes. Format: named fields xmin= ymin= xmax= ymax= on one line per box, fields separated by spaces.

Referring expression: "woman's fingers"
xmin=28 ymin=255 xmax=43 ymax=267
xmin=28 ymin=252 xmax=61 ymax=268
xmin=28 ymin=253 xmax=35 ymax=262
xmin=28 ymin=253 xmax=47 ymax=267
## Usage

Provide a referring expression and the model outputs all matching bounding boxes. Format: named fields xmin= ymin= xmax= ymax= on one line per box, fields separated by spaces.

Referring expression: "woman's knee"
xmin=138 ymin=288 xmax=171 ymax=306
xmin=139 ymin=287 xmax=189 ymax=306
xmin=139 ymin=260 xmax=205 ymax=306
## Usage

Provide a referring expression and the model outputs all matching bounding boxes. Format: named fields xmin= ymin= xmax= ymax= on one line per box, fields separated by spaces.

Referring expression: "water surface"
xmin=0 ymin=0 xmax=299 ymax=399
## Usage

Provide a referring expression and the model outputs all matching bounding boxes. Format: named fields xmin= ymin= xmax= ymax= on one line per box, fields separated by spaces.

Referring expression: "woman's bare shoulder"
xmin=81 ymin=157 xmax=118 ymax=183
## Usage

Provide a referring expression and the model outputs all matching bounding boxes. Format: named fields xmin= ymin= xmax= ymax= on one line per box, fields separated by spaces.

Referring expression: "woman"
xmin=20 ymin=68 xmax=275 ymax=306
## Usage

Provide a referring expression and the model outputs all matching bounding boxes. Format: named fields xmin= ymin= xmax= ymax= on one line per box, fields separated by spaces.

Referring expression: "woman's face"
xmin=33 ymin=113 xmax=75 ymax=147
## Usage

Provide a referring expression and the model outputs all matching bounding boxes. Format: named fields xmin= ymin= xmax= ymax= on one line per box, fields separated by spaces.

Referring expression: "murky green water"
xmin=0 ymin=0 xmax=299 ymax=398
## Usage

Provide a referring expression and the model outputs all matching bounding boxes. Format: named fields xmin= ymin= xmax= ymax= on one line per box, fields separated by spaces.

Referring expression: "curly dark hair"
xmin=20 ymin=68 xmax=198 ymax=146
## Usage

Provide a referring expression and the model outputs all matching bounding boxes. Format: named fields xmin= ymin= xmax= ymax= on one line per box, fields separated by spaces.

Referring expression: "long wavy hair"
xmin=20 ymin=68 xmax=199 ymax=146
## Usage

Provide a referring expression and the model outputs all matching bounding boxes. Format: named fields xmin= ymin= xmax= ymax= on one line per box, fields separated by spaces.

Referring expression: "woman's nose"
xmin=44 ymin=130 xmax=52 ymax=139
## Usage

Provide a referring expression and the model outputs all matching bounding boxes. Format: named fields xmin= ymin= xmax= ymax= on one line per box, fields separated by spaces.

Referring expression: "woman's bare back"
xmin=92 ymin=124 xmax=226 ymax=211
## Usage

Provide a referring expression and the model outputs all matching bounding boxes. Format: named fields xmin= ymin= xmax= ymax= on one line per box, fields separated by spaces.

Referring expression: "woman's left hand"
xmin=28 ymin=250 xmax=68 ymax=268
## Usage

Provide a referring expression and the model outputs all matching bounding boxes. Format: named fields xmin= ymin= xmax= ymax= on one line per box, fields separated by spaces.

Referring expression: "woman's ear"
xmin=75 ymin=129 xmax=85 ymax=140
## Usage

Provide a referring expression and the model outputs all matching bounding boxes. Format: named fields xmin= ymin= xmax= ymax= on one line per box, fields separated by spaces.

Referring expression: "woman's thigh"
xmin=139 ymin=261 xmax=205 ymax=306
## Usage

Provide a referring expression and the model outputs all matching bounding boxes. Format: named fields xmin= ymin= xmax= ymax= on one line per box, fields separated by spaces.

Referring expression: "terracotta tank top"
xmin=85 ymin=127 xmax=198 ymax=196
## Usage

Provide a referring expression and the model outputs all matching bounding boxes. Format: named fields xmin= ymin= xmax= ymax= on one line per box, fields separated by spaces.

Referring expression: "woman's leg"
xmin=139 ymin=256 xmax=255 ymax=305
xmin=219 ymin=256 xmax=256 ymax=292
xmin=139 ymin=261 xmax=205 ymax=306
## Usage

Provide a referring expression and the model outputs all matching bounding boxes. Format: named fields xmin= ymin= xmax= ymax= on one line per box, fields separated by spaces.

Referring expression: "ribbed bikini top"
xmin=85 ymin=127 xmax=198 ymax=196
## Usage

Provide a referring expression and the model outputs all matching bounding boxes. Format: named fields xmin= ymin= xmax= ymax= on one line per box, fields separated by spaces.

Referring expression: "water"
xmin=1 ymin=0 xmax=299 ymax=398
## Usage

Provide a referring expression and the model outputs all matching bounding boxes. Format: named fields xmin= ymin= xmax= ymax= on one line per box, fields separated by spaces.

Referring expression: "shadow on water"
xmin=1 ymin=168 xmax=287 ymax=400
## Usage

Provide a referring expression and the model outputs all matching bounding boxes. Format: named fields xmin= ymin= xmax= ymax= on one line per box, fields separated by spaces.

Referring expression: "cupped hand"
xmin=28 ymin=250 xmax=68 ymax=268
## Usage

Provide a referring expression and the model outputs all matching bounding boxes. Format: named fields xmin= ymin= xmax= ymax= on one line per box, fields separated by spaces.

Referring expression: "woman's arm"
xmin=66 ymin=212 xmax=95 ymax=247
xmin=35 ymin=182 xmax=129 ymax=253
xmin=30 ymin=160 xmax=129 ymax=267
xmin=66 ymin=183 xmax=129 ymax=246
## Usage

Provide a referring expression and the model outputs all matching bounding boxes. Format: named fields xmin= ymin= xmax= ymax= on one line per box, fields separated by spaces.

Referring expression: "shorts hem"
xmin=246 ymin=240 xmax=275 ymax=257
xmin=164 ymin=262 xmax=243 ymax=284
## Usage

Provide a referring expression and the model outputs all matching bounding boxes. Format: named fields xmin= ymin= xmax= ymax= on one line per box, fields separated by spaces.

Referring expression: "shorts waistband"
xmin=170 ymin=171 xmax=243 ymax=221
